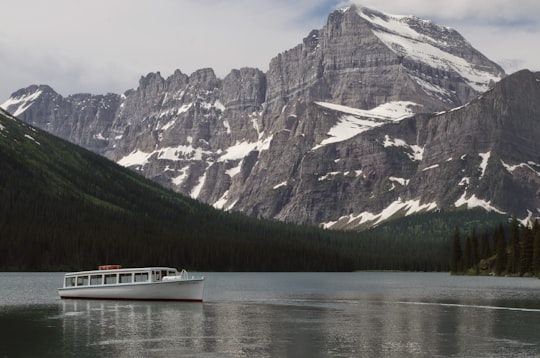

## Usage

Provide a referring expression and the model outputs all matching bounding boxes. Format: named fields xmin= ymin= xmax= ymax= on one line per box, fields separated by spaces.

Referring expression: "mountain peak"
xmin=265 ymin=3 xmax=504 ymax=113
xmin=0 ymin=85 xmax=57 ymax=117
xmin=353 ymin=5 xmax=505 ymax=92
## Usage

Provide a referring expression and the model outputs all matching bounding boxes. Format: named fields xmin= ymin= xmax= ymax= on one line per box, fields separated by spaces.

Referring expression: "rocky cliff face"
xmin=3 ymin=5 xmax=522 ymax=229
xmin=317 ymin=69 xmax=540 ymax=229
xmin=3 ymin=85 xmax=121 ymax=154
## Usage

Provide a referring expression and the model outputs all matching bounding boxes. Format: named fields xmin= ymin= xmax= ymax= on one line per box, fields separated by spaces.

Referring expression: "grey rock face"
xmin=3 ymin=5 xmax=525 ymax=229
xmin=414 ymin=70 xmax=540 ymax=217
xmin=3 ymin=85 xmax=121 ymax=154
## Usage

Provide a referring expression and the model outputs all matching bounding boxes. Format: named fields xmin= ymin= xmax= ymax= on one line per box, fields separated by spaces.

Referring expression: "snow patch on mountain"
xmin=318 ymin=170 xmax=364 ymax=181
xmin=213 ymin=189 xmax=238 ymax=211
xmin=1 ymin=90 xmax=42 ymax=117
xmin=158 ymin=145 xmax=208 ymax=161
xmin=422 ymin=164 xmax=439 ymax=171
xmin=213 ymin=190 xmax=230 ymax=210
xmin=117 ymin=150 xmax=151 ymax=167
xmin=389 ymin=177 xmax=409 ymax=186
xmin=218 ymin=135 xmax=273 ymax=162
xmin=191 ymin=172 xmax=207 ymax=198
xmin=322 ymin=198 xmax=438 ymax=229
xmin=413 ymin=76 xmax=453 ymax=100
xmin=200 ymin=99 xmax=225 ymax=112
xmin=160 ymin=119 xmax=177 ymax=131
xmin=501 ymin=160 xmax=540 ymax=177
xmin=459 ymin=177 xmax=470 ymax=186
xmin=455 ymin=191 xmax=505 ymax=213
xmin=24 ymin=134 xmax=40 ymax=145
xmin=118 ymin=144 xmax=212 ymax=167
xmin=273 ymin=181 xmax=288 ymax=190
xmin=313 ymin=101 xmax=416 ymax=150
xmin=519 ymin=210 xmax=540 ymax=227
xmin=223 ymin=120 xmax=231 ymax=134
xmin=318 ymin=171 xmax=342 ymax=181
xmin=226 ymin=161 xmax=243 ymax=178
xmin=479 ymin=151 xmax=490 ymax=178
xmin=213 ymin=193 xmax=228 ymax=209
xmin=171 ymin=166 xmax=190 ymax=186
xmin=383 ymin=135 xmax=424 ymax=161
xmin=177 ymin=103 xmax=192 ymax=114
xmin=213 ymin=100 xmax=226 ymax=112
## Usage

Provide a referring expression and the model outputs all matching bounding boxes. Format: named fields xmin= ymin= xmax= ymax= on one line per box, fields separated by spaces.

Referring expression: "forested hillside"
xmin=0 ymin=109 xmax=508 ymax=272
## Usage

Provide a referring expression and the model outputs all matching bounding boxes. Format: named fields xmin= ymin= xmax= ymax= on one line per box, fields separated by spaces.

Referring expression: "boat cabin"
xmin=63 ymin=267 xmax=180 ymax=288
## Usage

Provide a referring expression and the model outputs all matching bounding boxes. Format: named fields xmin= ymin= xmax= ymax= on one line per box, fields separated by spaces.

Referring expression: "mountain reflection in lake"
xmin=1 ymin=272 xmax=540 ymax=357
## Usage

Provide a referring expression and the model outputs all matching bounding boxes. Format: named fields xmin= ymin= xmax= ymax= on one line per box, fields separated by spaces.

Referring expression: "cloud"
xmin=0 ymin=0 xmax=539 ymax=101
xmin=0 ymin=0 xmax=341 ymax=99
xmin=453 ymin=24 xmax=540 ymax=74
xmin=348 ymin=0 xmax=540 ymax=25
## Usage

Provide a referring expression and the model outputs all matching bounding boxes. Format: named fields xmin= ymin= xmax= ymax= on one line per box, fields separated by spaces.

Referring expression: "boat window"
xmin=153 ymin=271 xmax=161 ymax=281
xmin=65 ymin=277 xmax=75 ymax=287
xmin=76 ymin=276 xmax=89 ymax=286
xmin=104 ymin=274 xmax=117 ymax=285
xmin=161 ymin=270 xmax=168 ymax=278
xmin=90 ymin=275 xmax=102 ymax=285
xmin=134 ymin=272 xmax=149 ymax=282
xmin=167 ymin=270 xmax=176 ymax=276
xmin=119 ymin=273 xmax=132 ymax=284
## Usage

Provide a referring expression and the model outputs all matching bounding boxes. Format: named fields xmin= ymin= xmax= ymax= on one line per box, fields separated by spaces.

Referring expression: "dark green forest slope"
xmin=0 ymin=109 xmax=506 ymax=272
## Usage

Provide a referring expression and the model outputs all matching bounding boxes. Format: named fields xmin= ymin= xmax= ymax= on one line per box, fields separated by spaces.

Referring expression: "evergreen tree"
xmin=494 ymin=223 xmax=507 ymax=276
xmin=533 ymin=220 xmax=540 ymax=276
xmin=480 ymin=230 xmax=491 ymax=259
xmin=451 ymin=227 xmax=462 ymax=274
xmin=506 ymin=216 xmax=520 ymax=274
xmin=470 ymin=227 xmax=479 ymax=273
xmin=519 ymin=225 xmax=534 ymax=276
xmin=463 ymin=235 xmax=472 ymax=272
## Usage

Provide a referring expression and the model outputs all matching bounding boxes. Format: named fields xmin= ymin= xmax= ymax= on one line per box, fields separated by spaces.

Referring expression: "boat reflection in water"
xmin=60 ymin=299 xmax=205 ymax=356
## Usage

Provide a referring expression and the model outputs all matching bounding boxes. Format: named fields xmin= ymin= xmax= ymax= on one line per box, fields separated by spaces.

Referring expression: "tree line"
xmin=450 ymin=217 xmax=540 ymax=277
xmin=0 ymin=188 xmax=453 ymax=272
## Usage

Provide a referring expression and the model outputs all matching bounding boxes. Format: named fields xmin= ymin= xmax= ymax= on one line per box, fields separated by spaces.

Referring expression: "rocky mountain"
xmin=3 ymin=5 xmax=522 ymax=229
xmin=324 ymin=69 xmax=540 ymax=229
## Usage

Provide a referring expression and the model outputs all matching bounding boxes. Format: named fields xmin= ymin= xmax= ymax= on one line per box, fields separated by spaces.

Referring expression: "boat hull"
xmin=58 ymin=279 xmax=204 ymax=302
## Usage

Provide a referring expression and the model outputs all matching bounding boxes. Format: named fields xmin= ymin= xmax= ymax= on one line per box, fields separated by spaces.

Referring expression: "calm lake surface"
xmin=1 ymin=272 xmax=540 ymax=357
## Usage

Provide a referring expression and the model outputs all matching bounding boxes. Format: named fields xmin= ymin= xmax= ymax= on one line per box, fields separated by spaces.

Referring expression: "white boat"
xmin=58 ymin=265 xmax=204 ymax=302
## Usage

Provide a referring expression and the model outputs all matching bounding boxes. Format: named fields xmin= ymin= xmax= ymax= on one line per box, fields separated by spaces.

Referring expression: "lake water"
xmin=1 ymin=272 xmax=540 ymax=357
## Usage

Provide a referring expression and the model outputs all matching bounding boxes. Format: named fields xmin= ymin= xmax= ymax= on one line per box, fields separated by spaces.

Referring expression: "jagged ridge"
xmin=2 ymin=5 xmax=517 ymax=229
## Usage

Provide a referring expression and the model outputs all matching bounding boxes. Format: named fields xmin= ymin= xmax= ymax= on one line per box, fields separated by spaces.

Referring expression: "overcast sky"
xmin=1 ymin=0 xmax=539 ymax=101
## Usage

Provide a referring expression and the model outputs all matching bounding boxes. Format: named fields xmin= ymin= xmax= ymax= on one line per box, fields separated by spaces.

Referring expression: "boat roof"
xmin=64 ymin=267 xmax=178 ymax=276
